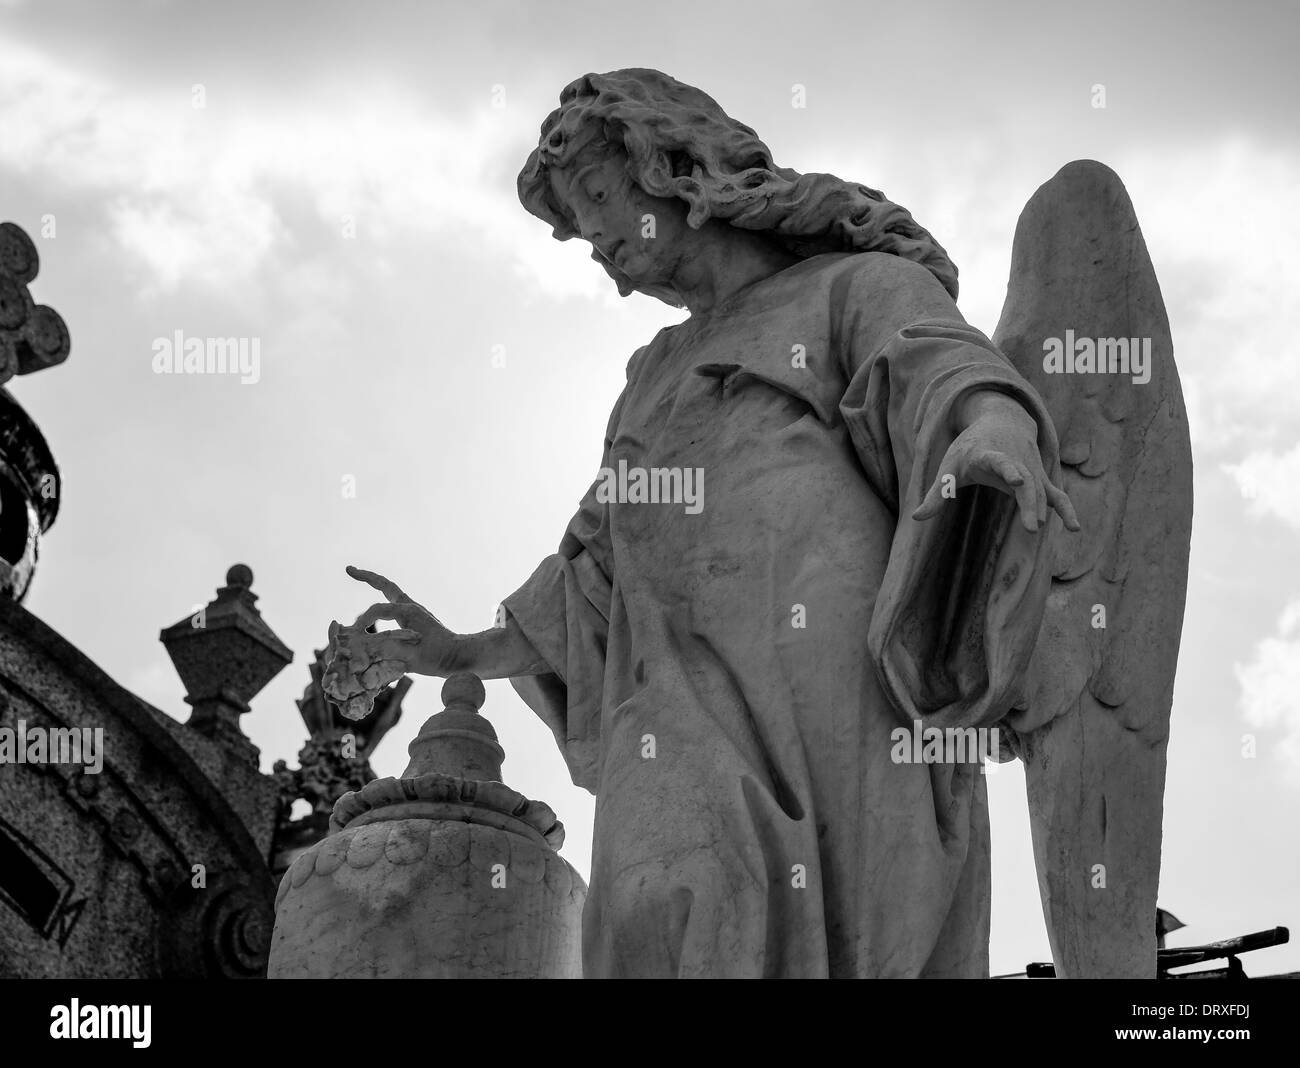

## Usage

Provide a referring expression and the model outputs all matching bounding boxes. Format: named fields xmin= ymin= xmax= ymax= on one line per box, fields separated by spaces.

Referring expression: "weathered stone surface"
xmin=0 ymin=598 xmax=277 ymax=978
xmin=321 ymin=618 xmax=407 ymax=721
xmin=270 ymin=819 xmax=584 ymax=979
xmin=269 ymin=673 xmax=585 ymax=979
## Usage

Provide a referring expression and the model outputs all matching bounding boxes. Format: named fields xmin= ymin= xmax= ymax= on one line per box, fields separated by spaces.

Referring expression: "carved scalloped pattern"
xmin=275 ymin=819 xmax=580 ymax=911
xmin=329 ymin=772 xmax=564 ymax=848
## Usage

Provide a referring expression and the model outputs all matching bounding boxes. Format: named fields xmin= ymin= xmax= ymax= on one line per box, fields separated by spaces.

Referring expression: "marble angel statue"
xmin=323 ymin=69 xmax=1191 ymax=979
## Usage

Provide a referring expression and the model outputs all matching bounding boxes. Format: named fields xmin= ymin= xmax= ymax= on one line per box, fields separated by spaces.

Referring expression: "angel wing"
xmin=993 ymin=160 xmax=1193 ymax=978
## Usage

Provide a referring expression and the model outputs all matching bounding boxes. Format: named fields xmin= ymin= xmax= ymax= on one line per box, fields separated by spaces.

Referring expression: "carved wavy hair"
xmin=518 ymin=68 xmax=959 ymax=307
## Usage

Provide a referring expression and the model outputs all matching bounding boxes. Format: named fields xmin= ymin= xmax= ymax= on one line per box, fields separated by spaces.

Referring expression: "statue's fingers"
xmin=345 ymin=565 xmax=385 ymax=589
xmin=346 ymin=565 xmax=411 ymax=603
xmin=991 ymin=456 xmax=1040 ymax=531
xmin=994 ymin=458 xmax=1025 ymax=488
xmin=1034 ymin=468 xmax=1048 ymax=526
xmin=370 ymin=635 xmax=420 ymax=664
xmin=1048 ymin=483 xmax=1082 ymax=532
xmin=1014 ymin=477 xmax=1040 ymax=532
xmin=353 ymin=602 xmax=417 ymax=630
xmin=911 ymin=471 xmax=947 ymax=521
xmin=383 ymin=629 xmax=422 ymax=642
xmin=349 ymin=565 xmax=411 ymax=602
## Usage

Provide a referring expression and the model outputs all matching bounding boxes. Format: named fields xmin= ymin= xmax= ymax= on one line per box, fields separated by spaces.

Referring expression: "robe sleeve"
xmin=834 ymin=253 xmax=1062 ymax=731
xmin=499 ymin=362 xmax=637 ymax=793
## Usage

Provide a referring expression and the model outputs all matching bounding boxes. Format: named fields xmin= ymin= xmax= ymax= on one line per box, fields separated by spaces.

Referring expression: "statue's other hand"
xmin=343 ymin=564 xmax=460 ymax=677
xmin=912 ymin=404 xmax=1080 ymax=534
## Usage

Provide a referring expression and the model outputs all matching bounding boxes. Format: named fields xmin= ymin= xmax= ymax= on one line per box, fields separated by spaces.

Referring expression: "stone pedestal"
xmin=268 ymin=673 xmax=585 ymax=978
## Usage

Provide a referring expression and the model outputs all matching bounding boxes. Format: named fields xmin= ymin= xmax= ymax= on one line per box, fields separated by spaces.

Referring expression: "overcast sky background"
xmin=3 ymin=0 xmax=1297 ymax=976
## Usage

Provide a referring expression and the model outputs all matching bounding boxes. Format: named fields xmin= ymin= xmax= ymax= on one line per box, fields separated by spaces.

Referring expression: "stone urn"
xmin=268 ymin=673 xmax=585 ymax=978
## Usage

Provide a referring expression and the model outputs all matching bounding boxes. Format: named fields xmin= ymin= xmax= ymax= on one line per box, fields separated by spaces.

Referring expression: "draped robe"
xmin=502 ymin=250 xmax=1060 ymax=978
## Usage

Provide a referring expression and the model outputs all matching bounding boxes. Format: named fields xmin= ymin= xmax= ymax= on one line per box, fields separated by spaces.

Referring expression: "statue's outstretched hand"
xmin=321 ymin=566 xmax=459 ymax=720
xmin=912 ymin=392 xmax=1080 ymax=534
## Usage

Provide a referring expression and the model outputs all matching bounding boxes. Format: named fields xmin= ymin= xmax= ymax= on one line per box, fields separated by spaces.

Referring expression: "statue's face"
xmin=547 ymin=140 xmax=693 ymax=292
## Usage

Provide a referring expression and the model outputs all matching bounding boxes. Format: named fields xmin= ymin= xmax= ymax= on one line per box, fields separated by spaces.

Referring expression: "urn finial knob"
xmin=441 ymin=672 xmax=485 ymax=712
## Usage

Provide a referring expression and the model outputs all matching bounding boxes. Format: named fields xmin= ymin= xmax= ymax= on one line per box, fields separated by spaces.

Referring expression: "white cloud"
xmin=1236 ymin=599 xmax=1300 ymax=780
xmin=1223 ymin=442 xmax=1300 ymax=529
xmin=1117 ymin=140 xmax=1300 ymax=458
xmin=0 ymin=37 xmax=601 ymax=303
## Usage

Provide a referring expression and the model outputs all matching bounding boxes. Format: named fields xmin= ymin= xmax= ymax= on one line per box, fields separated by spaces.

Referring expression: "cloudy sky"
xmin=3 ymin=0 xmax=1297 ymax=975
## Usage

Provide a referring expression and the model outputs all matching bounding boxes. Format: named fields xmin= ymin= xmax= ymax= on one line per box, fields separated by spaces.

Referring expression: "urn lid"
xmin=328 ymin=673 xmax=565 ymax=849
xmin=402 ymin=672 xmax=504 ymax=781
